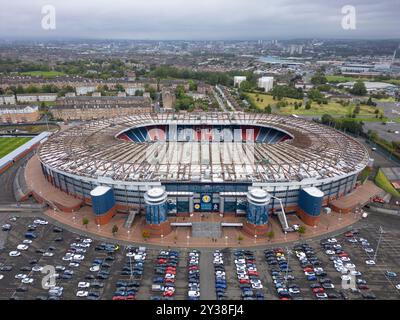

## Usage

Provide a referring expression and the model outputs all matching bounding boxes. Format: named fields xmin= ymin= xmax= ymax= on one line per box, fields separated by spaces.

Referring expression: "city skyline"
xmin=0 ymin=0 xmax=399 ymax=40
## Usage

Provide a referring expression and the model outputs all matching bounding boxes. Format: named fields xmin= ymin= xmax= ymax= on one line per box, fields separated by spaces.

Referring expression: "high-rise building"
xmin=258 ymin=77 xmax=274 ymax=92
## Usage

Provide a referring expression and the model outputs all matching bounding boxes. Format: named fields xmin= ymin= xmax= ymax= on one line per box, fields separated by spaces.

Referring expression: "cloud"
xmin=0 ymin=0 xmax=399 ymax=39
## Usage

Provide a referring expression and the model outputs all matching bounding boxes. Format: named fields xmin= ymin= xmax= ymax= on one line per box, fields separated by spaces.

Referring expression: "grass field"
xmin=20 ymin=71 xmax=66 ymax=78
xmin=246 ymin=92 xmax=379 ymax=116
xmin=327 ymin=75 xmax=400 ymax=86
xmin=374 ymin=169 xmax=400 ymax=197
xmin=0 ymin=137 xmax=32 ymax=159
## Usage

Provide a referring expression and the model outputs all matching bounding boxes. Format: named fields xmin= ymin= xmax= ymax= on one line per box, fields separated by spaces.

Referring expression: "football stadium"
xmin=36 ymin=112 xmax=369 ymax=235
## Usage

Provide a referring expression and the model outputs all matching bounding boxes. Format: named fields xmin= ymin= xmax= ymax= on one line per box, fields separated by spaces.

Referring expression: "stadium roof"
xmin=38 ymin=113 xmax=369 ymax=184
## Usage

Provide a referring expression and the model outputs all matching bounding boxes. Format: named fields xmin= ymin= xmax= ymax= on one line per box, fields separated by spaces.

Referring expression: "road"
xmin=199 ymin=250 xmax=215 ymax=300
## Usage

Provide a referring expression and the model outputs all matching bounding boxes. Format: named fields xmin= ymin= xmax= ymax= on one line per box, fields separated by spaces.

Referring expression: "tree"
xmin=142 ymin=230 xmax=151 ymax=240
xmin=311 ymin=71 xmax=328 ymax=86
xmin=265 ymin=105 xmax=272 ymax=114
xmin=112 ymin=225 xmax=119 ymax=236
xmin=298 ymin=225 xmax=306 ymax=236
xmin=267 ymin=231 xmax=275 ymax=242
xmin=237 ymin=235 xmax=244 ymax=243
xmin=305 ymin=101 xmax=312 ymax=110
xmin=351 ymin=81 xmax=367 ymax=96
xmin=82 ymin=217 xmax=89 ymax=229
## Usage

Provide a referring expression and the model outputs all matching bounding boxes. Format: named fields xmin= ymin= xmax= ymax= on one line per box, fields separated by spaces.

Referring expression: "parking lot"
xmin=1 ymin=212 xmax=399 ymax=300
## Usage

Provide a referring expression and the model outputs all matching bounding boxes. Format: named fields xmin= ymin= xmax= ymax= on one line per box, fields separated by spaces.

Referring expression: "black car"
xmin=85 ymin=275 xmax=96 ymax=280
xmin=53 ymin=227 xmax=63 ymax=233
xmin=20 ymin=266 xmax=32 ymax=272
xmin=0 ymin=266 xmax=13 ymax=271
xmin=16 ymin=286 xmax=28 ymax=292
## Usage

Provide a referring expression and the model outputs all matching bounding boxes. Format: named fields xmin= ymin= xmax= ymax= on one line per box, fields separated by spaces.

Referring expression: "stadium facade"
xmin=38 ymin=113 xmax=369 ymax=233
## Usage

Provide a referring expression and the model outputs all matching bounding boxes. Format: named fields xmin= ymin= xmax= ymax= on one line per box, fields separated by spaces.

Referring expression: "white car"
xmin=314 ymin=267 xmax=324 ymax=272
xmin=396 ymin=284 xmax=400 ymax=290
xmin=327 ymin=238 xmax=338 ymax=243
xmin=252 ymin=283 xmax=263 ymax=289
xmin=90 ymin=265 xmax=100 ymax=272
xmin=78 ymin=282 xmax=90 ymax=288
xmin=304 ymin=272 xmax=316 ymax=276
xmin=340 ymin=257 xmax=351 ymax=262
xmin=34 ymin=219 xmax=48 ymax=225
xmin=235 ymin=259 xmax=246 ymax=264
xmin=83 ymin=239 xmax=93 ymax=244
xmin=325 ymin=250 xmax=335 ymax=255
xmin=17 ymin=244 xmax=29 ymax=251
xmin=350 ymin=270 xmax=362 ymax=276
xmin=76 ymin=291 xmax=89 ymax=297
xmin=165 ymin=274 xmax=175 ymax=279
xmin=62 ymin=256 xmax=73 ymax=261
xmin=365 ymin=248 xmax=374 ymax=253
xmin=345 ymin=263 xmax=356 ymax=269
xmin=22 ymin=240 xmax=32 ymax=244
xmin=73 ymin=254 xmax=85 ymax=261
xmin=9 ymin=251 xmax=21 ymax=257
xmin=366 ymin=260 xmax=376 ymax=265
xmin=0 ymin=275 xmax=4 ymax=280
xmin=43 ymin=252 xmax=54 ymax=257
xmin=341 ymin=275 xmax=352 ymax=281
xmin=188 ymin=291 xmax=200 ymax=298
xmin=15 ymin=274 xmax=27 ymax=279
xmin=69 ymin=262 xmax=80 ymax=268
xmin=21 ymin=278 xmax=34 ymax=284
xmin=32 ymin=266 xmax=43 ymax=272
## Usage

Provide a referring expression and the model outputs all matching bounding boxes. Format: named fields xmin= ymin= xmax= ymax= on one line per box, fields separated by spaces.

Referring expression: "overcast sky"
xmin=0 ymin=0 xmax=399 ymax=40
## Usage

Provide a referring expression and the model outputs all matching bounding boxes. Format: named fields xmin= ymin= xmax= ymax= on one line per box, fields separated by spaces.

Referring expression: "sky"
xmin=0 ymin=0 xmax=399 ymax=40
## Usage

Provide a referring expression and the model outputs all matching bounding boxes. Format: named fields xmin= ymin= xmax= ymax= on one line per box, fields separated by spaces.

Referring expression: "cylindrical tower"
xmin=246 ymin=188 xmax=271 ymax=225
xmin=90 ymin=186 xmax=117 ymax=225
xmin=144 ymin=187 xmax=168 ymax=225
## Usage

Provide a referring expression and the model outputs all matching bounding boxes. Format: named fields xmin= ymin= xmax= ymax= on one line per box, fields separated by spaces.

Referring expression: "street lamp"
xmin=161 ymin=234 xmax=164 ymax=245
xmin=254 ymin=234 xmax=257 ymax=244
xmin=186 ymin=235 xmax=190 ymax=246
xmin=225 ymin=235 xmax=228 ymax=246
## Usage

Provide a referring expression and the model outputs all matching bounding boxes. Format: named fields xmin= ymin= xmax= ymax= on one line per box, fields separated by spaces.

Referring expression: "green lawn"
xmin=327 ymin=75 xmax=400 ymax=86
xmin=247 ymin=92 xmax=379 ymax=116
xmin=374 ymin=169 xmax=400 ymax=197
xmin=0 ymin=137 xmax=32 ymax=159
xmin=20 ymin=71 xmax=66 ymax=78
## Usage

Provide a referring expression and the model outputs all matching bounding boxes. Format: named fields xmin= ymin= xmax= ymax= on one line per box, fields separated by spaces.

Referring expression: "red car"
xmin=112 ymin=296 xmax=127 ymax=301
xmin=165 ymin=278 xmax=175 ymax=283
xmin=166 ymin=269 xmax=176 ymax=274
xmin=126 ymin=295 xmax=136 ymax=300
xmin=312 ymin=287 xmax=325 ymax=294
xmin=372 ymin=197 xmax=384 ymax=204
xmin=358 ymin=284 xmax=369 ymax=290
xmin=158 ymin=259 xmax=167 ymax=264
xmin=338 ymin=253 xmax=349 ymax=258
xmin=163 ymin=290 xmax=174 ymax=297
xmin=248 ymin=271 xmax=259 ymax=276
xmin=239 ymin=279 xmax=250 ymax=284
xmin=344 ymin=232 xmax=354 ymax=238
xmin=304 ymin=267 xmax=314 ymax=272
xmin=189 ymin=266 xmax=199 ymax=271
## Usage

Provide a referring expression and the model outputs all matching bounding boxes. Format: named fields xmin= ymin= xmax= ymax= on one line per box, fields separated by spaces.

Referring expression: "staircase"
xmin=192 ymin=222 xmax=222 ymax=238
